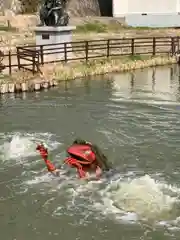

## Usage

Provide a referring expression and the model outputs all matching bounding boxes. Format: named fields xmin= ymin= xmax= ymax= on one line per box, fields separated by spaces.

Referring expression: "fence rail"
xmin=1 ymin=36 xmax=180 ymax=75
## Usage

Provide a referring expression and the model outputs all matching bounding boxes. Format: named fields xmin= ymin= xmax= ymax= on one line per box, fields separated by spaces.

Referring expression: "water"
xmin=1 ymin=65 xmax=180 ymax=239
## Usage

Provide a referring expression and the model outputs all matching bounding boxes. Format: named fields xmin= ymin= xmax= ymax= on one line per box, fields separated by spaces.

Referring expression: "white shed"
xmin=113 ymin=0 xmax=180 ymax=27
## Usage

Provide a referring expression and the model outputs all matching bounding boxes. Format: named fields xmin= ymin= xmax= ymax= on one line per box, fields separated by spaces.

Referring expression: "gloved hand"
xmin=36 ymin=143 xmax=48 ymax=159
xmin=36 ymin=144 xmax=41 ymax=150
xmin=95 ymin=166 xmax=102 ymax=178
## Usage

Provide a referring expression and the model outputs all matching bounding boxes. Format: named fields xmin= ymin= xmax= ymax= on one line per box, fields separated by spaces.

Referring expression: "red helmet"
xmin=66 ymin=144 xmax=95 ymax=165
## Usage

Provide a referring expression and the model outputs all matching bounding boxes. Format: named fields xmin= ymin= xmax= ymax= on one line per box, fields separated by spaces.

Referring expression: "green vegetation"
xmin=0 ymin=73 xmax=10 ymax=83
xmin=84 ymin=55 xmax=149 ymax=66
xmin=0 ymin=24 xmax=17 ymax=32
xmin=75 ymin=20 xmax=126 ymax=33
xmin=75 ymin=21 xmax=168 ymax=33
xmin=49 ymin=55 xmax=175 ymax=81
xmin=128 ymin=55 xmax=145 ymax=61
xmin=19 ymin=0 xmax=40 ymax=13
xmin=76 ymin=21 xmax=108 ymax=33
xmin=8 ymin=55 xmax=175 ymax=84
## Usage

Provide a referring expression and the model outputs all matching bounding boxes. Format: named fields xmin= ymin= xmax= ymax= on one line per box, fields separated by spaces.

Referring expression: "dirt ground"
xmin=0 ymin=14 xmax=180 ymax=53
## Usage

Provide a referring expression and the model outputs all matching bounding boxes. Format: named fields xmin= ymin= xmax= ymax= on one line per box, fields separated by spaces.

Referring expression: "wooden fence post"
xmin=175 ymin=36 xmax=180 ymax=53
xmin=17 ymin=47 xmax=20 ymax=70
xmin=171 ymin=37 xmax=175 ymax=55
xmin=8 ymin=50 xmax=12 ymax=75
xmin=32 ymin=51 xmax=35 ymax=75
xmin=36 ymin=51 xmax=40 ymax=73
xmin=40 ymin=45 xmax=44 ymax=65
xmin=85 ymin=41 xmax=89 ymax=62
xmin=107 ymin=39 xmax=110 ymax=57
xmin=177 ymin=36 xmax=180 ymax=52
xmin=64 ymin=43 xmax=67 ymax=62
xmin=131 ymin=38 xmax=134 ymax=55
xmin=152 ymin=37 xmax=156 ymax=56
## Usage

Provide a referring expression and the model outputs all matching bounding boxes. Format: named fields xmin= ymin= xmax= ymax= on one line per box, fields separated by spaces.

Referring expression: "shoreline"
xmin=50 ymin=55 xmax=177 ymax=81
xmin=0 ymin=55 xmax=177 ymax=94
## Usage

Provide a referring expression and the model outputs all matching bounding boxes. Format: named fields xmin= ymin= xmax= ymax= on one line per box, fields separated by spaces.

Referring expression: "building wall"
xmin=0 ymin=0 xmax=12 ymax=12
xmin=125 ymin=14 xmax=180 ymax=27
xmin=113 ymin=0 xmax=179 ymax=16
xmin=128 ymin=0 xmax=178 ymax=14
xmin=113 ymin=0 xmax=180 ymax=27
xmin=113 ymin=0 xmax=128 ymax=16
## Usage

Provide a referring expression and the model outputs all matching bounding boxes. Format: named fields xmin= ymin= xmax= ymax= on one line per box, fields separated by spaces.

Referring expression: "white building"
xmin=113 ymin=0 xmax=180 ymax=27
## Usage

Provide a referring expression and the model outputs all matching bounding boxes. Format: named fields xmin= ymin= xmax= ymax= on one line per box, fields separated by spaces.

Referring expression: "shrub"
xmin=19 ymin=0 xmax=41 ymax=13
xmin=76 ymin=21 xmax=108 ymax=33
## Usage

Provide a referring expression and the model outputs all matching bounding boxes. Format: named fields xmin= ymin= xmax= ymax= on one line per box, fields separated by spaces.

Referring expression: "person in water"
xmin=36 ymin=138 xmax=111 ymax=179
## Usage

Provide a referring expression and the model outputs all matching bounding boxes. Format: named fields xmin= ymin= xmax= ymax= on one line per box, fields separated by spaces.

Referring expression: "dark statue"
xmin=39 ymin=0 xmax=69 ymax=27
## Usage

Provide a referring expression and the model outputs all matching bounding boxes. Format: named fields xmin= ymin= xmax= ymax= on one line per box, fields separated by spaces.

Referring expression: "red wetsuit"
xmin=36 ymin=143 xmax=102 ymax=179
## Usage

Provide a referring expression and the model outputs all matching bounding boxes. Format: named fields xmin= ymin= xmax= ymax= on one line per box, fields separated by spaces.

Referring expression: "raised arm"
xmin=36 ymin=143 xmax=60 ymax=176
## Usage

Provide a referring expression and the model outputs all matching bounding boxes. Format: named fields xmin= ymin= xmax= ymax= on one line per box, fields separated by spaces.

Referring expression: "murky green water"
xmin=1 ymin=65 xmax=180 ymax=240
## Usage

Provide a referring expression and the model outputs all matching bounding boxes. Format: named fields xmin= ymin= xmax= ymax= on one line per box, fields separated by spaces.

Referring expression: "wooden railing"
xmin=1 ymin=36 xmax=180 ymax=75
xmin=17 ymin=47 xmax=40 ymax=74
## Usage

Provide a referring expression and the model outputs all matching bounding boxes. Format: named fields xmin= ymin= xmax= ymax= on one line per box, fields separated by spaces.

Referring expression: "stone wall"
xmin=67 ymin=0 xmax=101 ymax=16
xmin=0 ymin=0 xmax=22 ymax=14
xmin=0 ymin=0 xmax=12 ymax=13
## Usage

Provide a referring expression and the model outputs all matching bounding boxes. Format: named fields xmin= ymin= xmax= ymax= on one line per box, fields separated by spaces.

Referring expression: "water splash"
xmin=2 ymin=134 xmax=36 ymax=160
xmin=2 ymin=131 xmax=179 ymax=230
xmin=24 ymin=170 xmax=180 ymax=228
xmin=0 ymin=132 xmax=61 ymax=162
xmin=99 ymin=174 xmax=179 ymax=222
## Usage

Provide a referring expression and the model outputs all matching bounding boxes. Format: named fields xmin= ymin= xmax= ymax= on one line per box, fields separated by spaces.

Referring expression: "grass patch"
xmin=126 ymin=26 xmax=159 ymax=30
xmin=128 ymin=55 xmax=143 ymax=61
xmin=127 ymin=26 xmax=176 ymax=30
xmin=0 ymin=72 xmax=11 ymax=83
xmin=76 ymin=21 xmax=108 ymax=33
xmin=75 ymin=21 xmax=173 ymax=33
xmin=75 ymin=20 xmax=129 ymax=33
xmin=113 ymin=55 xmax=151 ymax=63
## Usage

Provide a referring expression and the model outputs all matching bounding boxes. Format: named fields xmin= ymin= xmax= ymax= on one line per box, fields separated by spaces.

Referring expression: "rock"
xmin=8 ymin=83 xmax=15 ymax=92
xmin=21 ymin=82 xmax=28 ymax=91
xmin=49 ymin=80 xmax=54 ymax=87
xmin=67 ymin=0 xmax=100 ymax=17
xmin=15 ymin=83 xmax=22 ymax=92
xmin=0 ymin=83 xmax=8 ymax=94
xmin=53 ymin=80 xmax=58 ymax=86
xmin=41 ymin=81 xmax=49 ymax=89
xmin=4 ymin=9 xmax=15 ymax=19
xmin=34 ymin=82 xmax=41 ymax=91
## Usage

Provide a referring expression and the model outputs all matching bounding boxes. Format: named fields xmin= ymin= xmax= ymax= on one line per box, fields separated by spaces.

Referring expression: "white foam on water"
xmin=0 ymin=132 xmax=61 ymax=163
xmin=97 ymin=175 xmax=180 ymax=222
xmin=2 ymin=135 xmax=35 ymax=160
xmin=24 ymin=168 xmax=180 ymax=230
xmin=110 ymin=97 xmax=180 ymax=107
